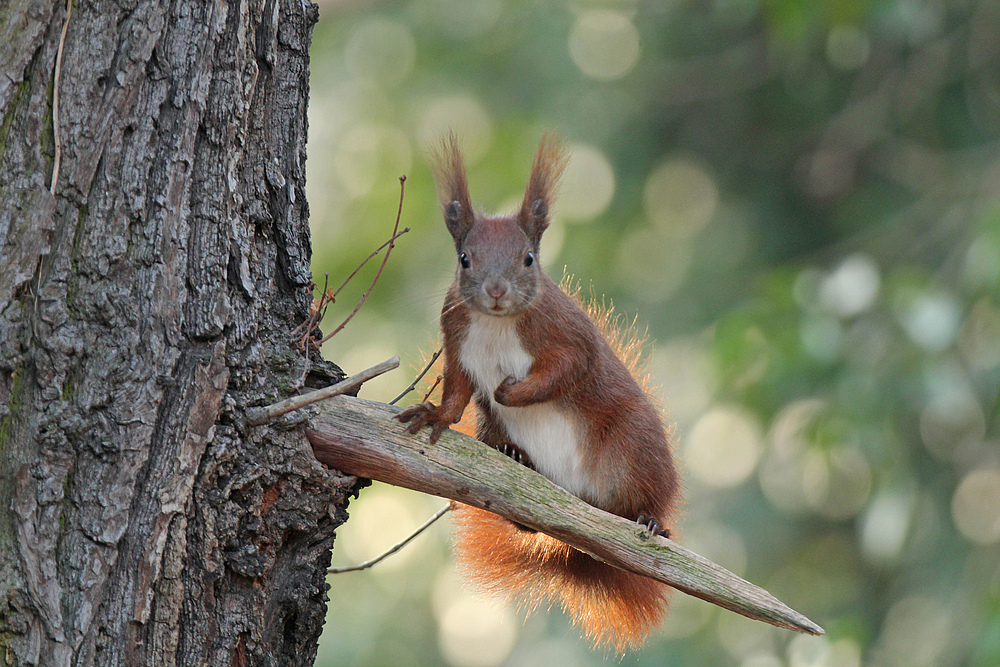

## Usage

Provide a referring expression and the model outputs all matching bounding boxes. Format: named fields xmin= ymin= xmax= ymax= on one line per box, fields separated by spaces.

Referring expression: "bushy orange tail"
xmin=451 ymin=504 xmax=670 ymax=653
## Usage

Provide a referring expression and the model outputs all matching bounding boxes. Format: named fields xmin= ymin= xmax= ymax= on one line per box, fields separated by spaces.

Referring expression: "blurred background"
xmin=305 ymin=0 xmax=1000 ymax=665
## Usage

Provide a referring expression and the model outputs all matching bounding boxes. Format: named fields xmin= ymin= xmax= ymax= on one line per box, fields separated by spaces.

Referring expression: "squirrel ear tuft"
xmin=519 ymin=133 xmax=568 ymax=246
xmin=530 ymin=199 xmax=548 ymax=220
xmin=445 ymin=200 xmax=463 ymax=225
xmin=432 ymin=133 xmax=475 ymax=246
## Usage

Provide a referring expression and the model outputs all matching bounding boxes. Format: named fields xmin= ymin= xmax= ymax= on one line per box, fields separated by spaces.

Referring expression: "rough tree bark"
xmin=0 ymin=1 xmax=356 ymax=665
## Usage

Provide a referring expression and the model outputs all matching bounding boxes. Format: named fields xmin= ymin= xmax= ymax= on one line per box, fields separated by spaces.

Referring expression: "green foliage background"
xmin=306 ymin=1 xmax=1000 ymax=665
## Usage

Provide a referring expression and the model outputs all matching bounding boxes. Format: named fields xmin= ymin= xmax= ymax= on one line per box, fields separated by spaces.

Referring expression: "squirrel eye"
xmin=524 ymin=251 xmax=534 ymax=267
xmin=459 ymin=252 xmax=471 ymax=269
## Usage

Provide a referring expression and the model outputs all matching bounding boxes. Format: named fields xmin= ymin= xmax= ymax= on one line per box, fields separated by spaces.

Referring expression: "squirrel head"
xmin=433 ymin=133 xmax=568 ymax=317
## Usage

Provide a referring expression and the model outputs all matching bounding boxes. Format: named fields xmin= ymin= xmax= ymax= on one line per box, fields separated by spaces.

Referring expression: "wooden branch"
xmin=306 ymin=395 xmax=825 ymax=636
xmin=245 ymin=356 xmax=400 ymax=426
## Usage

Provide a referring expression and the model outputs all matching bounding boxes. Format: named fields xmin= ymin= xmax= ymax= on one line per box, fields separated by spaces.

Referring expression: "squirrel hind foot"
xmin=636 ymin=513 xmax=670 ymax=539
xmin=490 ymin=443 xmax=538 ymax=535
xmin=493 ymin=442 xmax=535 ymax=471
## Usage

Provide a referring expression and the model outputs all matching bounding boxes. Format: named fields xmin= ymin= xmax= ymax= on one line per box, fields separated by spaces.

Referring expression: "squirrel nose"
xmin=486 ymin=284 xmax=508 ymax=300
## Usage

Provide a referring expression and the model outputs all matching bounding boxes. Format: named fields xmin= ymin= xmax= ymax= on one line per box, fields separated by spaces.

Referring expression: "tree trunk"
xmin=0 ymin=1 xmax=354 ymax=665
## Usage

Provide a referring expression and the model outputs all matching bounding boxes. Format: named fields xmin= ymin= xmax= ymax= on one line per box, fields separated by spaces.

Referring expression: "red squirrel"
xmin=396 ymin=134 xmax=681 ymax=651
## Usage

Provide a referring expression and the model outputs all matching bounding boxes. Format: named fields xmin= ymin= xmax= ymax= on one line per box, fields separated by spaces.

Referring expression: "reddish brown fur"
xmin=431 ymin=132 xmax=474 ymax=219
xmin=398 ymin=135 xmax=681 ymax=652
xmin=519 ymin=132 xmax=569 ymax=244
xmin=451 ymin=506 xmax=671 ymax=653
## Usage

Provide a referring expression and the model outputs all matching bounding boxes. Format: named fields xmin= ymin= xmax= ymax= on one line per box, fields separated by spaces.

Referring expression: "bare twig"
xmin=318 ymin=176 xmax=408 ymax=345
xmin=292 ymin=274 xmax=330 ymax=339
xmin=292 ymin=277 xmax=334 ymax=388
xmin=327 ymin=502 xmax=453 ymax=574
xmin=245 ymin=356 xmax=400 ymax=426
xmin=389 ymin=347 xmax=443 ymax=406
xmin=420 ymin=376 xmax=442 ymax=404
xmin=307 ymin=395 xmax=825 ymax=636
xmin=330 ymin=226 xmax=410 ymax=302
xmin=50 ymin=0 xmax=74 ymax=195
xmin=294 ymin=278 xmax=339 ymax=353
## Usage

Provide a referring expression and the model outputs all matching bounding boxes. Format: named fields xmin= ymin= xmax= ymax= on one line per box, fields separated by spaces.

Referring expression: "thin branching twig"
xmin=294 ymin=278 xmax=339 ymax=352
xmin=420 ymin=376 xmax=442 ymax=404
xmin=389 ymin=347 xmax=443 ymax=406
xmin=327 ymin=502 xmax=453 ymax=574
xmin=293 ymin=274 xmax=331 ymax=339
xmin=330 ymin=226 xmax=410 ymax=303
xmin=292 ymin=275 xmax=334 ymax=388
xmin=292 ymin=176 xmax=409 ymax=354
xmin=318 ymin=176 xmax=409 ymax=345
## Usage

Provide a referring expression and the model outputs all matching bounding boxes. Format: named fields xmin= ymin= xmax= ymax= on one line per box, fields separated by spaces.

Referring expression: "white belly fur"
xmin=459 ymin=312 xmax=589 ymax=499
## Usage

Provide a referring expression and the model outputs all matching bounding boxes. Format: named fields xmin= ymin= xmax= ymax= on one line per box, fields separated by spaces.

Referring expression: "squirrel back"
xmin=399 ymin=134 xmax=681 ymax=652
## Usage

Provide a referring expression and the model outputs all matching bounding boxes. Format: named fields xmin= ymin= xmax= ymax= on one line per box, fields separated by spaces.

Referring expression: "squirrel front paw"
xmin=493 ymin=376 xmax=520 ymax=406
xmin=395 ymin=402 xmax=451 ymax=443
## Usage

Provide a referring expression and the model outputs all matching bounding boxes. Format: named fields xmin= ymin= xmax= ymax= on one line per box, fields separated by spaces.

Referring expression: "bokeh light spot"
xmin=787 ymin=634 xmax=831 ymax=667
xmin=739 ymin=654 xmax=782 ymax=667
xmin=717 ymin=612 xmax=777 ymax=663
xmin=437 ymin=594 xmax=517 ymax=667
xmin=613 ymin=226 xmax=692 ymax=303
xmin=873 ymin=596 xmax=951 ymax=666
xmin=860 ymin=490 xmax=914 ymax=564
xmin=333 ymin=123 xmax=412 ymax=199
xmin=962 ymin=234 xmax=1000 ymax=289
xmin=539 ymin=218 xmax=566 ymax=269
xmin=344 ymin=19 xmax=416 ymax=87
xmin=418 ymin=95 xmax=494 ymax=165
xmin=686 ymin=406 xmax=763 ymax=488
xmin=761 ymin=400 xmax=825 ymax=514
xmin=650 ymin=337 xmax=715 ymax=427
xmin=558 ymin=143 xmax=615 ymax=222
xmin=805 ymin=446 xmax=872 ymax=520
xmin=568 ymin=10 xmax=641 ymax=81
xmin=920 ymin=390 xmax=985 ymax=462
xmin=896 ymin=289 xmax=962 ymax=351
xmin=683 ymin=522 xmax=748 ymax=576
xmin=800 ymin=314 xmax=843 ymax=363
xmin=644 ymin=158 xmax=718 ymax=238
xmin=658 ymin=593 xmax=714 ymax=639
xmin=952 ymin=468 xmax=1000 ymax=544
xmin=333 ymin=487 xmax=427 ymax=570
xmin=828 ymin=639 xmax=863 ymax=667
xmin=819 ymin=254 xmax=880 ymax=317
xmin=420 ymin=0 xmax=502 ymax=40
xmin=958 ymin=297 xmax=1000 ymax=371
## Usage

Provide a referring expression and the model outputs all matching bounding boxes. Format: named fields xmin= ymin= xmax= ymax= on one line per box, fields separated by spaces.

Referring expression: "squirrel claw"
xmin=492 ymin=442 xmax=535 ymax=470
xmin=428 ymin=422 xmax=448 ymax=444
xmin=636 ymin=514 xmax=670 ymax=539
xmin=396 ymin=401 xmax=433 ymax=423
xmin=396 ymin=402 xmax=443 ymax=439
